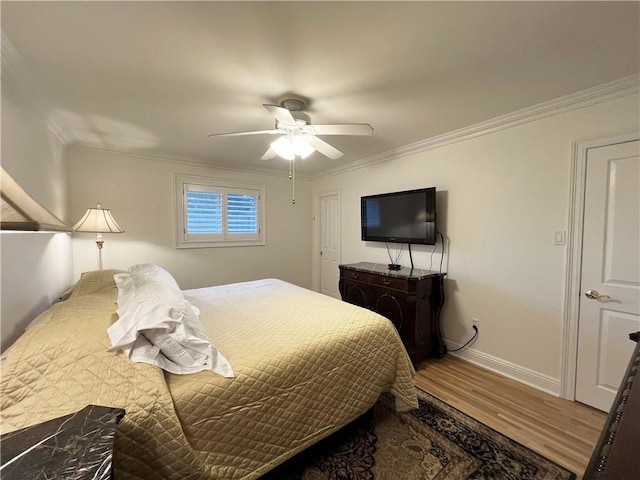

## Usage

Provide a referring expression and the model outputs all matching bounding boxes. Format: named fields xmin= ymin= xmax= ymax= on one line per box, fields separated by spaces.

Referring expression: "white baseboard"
xmin=444 ymin=340 xmax=561 ymax=397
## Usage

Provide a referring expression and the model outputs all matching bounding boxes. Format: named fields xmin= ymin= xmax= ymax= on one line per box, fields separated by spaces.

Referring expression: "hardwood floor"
xmin=414 ymin=355 xmax=607 ymax=479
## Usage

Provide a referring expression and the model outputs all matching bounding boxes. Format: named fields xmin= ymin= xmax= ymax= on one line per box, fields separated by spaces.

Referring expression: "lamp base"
xmin=96 ymin=239 xmax=104 ymax=270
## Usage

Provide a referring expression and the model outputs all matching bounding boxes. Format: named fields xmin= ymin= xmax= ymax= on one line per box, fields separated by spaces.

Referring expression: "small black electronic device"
xmin=387 ymin=263 xmax=402 ymax=270
xmin=361 ymin=187 xmax=436 ymax=245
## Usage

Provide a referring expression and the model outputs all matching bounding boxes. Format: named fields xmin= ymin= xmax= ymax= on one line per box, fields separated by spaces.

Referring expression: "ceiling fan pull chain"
xmin=291 ymin=158 xmax=296 ymax=205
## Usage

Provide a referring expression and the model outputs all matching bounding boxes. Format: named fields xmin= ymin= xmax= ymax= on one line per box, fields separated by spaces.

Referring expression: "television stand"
xmin=338 ymin=262 xmax=446 ymax=365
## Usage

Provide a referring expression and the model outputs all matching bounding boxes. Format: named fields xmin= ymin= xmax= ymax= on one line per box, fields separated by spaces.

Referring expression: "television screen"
xmin=361 ymin=187 xmax=436 ymax=245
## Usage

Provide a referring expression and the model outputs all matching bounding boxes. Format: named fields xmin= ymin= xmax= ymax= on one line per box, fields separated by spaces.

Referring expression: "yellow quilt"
xmin=1 ymin=271 xmax=417 ymax=479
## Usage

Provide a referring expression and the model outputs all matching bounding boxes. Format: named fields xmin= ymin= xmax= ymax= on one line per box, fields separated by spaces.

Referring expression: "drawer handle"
xmin=383 ymin=278 xmax=391 ymax=285
xmin=352 ymin=273 xmax=359 ymax=279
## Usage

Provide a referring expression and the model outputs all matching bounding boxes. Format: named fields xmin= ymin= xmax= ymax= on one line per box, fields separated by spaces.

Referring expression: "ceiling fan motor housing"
xmin=290 ymin=111 xmax=310 ymax=125
xmin=275 ymin=95 xmax=311 ymax=127
xmin=277 ymin=94 xmax=308 ymax=111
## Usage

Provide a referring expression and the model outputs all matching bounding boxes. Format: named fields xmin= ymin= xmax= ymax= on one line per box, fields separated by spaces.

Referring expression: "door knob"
xmin=585 ymin=289 xmax=611 ymax=300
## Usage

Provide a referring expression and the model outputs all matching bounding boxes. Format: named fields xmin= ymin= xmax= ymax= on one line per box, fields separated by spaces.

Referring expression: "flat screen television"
xmin=361 ymin=187 xmax=436 ymax=245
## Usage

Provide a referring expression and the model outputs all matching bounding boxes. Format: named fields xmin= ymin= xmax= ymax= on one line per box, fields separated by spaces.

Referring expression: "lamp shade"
xmin=73 ymin=204 xmax=124 ymax=233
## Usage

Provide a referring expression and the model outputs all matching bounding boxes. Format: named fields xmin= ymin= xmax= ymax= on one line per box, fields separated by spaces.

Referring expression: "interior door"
xmin=319 ymin=192 xmax=341 ymax=298
xmin=575 ymin=139 xmax=640 ymax=412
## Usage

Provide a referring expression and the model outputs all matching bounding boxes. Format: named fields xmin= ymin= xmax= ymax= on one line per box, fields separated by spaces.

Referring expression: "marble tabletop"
xmin=1 ymin=404 xmax=125 ymax=479
xmin=339 ymin=261 xmax=445 ymax=280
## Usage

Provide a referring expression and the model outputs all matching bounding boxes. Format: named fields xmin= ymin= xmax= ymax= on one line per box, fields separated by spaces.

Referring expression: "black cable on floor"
xmin=448 ymin=325 xmax=479 ymax=352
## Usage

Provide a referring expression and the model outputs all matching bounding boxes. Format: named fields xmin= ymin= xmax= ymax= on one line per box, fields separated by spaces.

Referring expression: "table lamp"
xmin=73 ymin=203 xmax=124 ymax=269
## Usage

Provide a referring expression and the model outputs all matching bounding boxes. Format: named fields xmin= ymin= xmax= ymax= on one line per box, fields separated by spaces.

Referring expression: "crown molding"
xmin=4 ymin=27 xmax=636 ymax=182
xmin=314 ymin=73 xmax=640 ymax=180
xmin=1 ymin=31 xmax=75 ymax=145
xmin=70 ymin=142 xmax=313 ymax=180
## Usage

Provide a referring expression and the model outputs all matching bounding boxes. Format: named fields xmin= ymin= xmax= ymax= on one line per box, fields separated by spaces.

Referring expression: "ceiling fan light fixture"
xmin=270 ymin=136 xmax=295 ymax=160
xmin=270 ymin=134 xmax=315 ymax=160
xmin=293 ymin=135 xmax=315 ymax=159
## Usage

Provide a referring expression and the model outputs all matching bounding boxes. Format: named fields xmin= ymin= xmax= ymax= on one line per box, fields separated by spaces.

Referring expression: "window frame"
xmin=174 ymin=173 xmax=266 ymax=248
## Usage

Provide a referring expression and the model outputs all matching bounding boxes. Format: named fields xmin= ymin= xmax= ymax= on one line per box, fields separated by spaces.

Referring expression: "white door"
xmin=319 ymin=192 xmax=341 ymax=298
xmin=575 ymin=139 xmax=640 ymax=412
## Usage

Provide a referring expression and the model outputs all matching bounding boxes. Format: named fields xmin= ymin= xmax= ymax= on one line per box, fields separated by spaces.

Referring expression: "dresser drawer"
xmin=371 ymin=275 xmax=407 ymax=291
xmin=340 ymin=269 xmax=407 ymax=291
xmin=341 ymin=270 xmax=375 ymax=284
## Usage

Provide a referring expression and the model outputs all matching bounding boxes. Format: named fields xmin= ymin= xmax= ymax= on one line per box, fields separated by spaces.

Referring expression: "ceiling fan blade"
xmin=305 ymin=135 xmax=344 ymax=160
xmin=208 ymin=129 xmax=281 ymax=138
xmin=306 ymin=124 xmax=374 ymax=136
xmin=261 ymin=147 xmax=277 ymax=160
xmin=263 ymin=104 xmax=297 ymax=126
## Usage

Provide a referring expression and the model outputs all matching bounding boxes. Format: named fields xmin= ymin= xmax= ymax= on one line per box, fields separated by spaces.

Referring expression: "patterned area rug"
xmin=262 ymin=388 xmax=576 ymax=480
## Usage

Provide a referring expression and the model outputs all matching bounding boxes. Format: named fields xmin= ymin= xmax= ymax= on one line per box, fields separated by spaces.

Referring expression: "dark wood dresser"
xmin=583 ymin=332 xmax=640 ymax=480
xmin=338 ymin=262 xmax=446 ymax=364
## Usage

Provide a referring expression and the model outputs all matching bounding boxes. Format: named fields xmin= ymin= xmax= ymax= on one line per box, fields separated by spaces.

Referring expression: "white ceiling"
xmin=2 ymin=1 xmax=639 ymax=176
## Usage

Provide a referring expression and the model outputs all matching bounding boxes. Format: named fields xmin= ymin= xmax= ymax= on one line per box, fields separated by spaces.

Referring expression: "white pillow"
xmin=107 ymin=270 xmax=233 ymax=377
xmin=129 ymin=263 xmax=181 ymax=292
xmin=127 ymin=264 xmax=200 ymax=315
xmin=115 ymin=270 xmax=184 ymax=312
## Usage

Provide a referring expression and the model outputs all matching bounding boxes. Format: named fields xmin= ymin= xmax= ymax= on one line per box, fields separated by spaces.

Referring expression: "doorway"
xmin=317 ymin=191 xmax=341 ymax=299
xmin=562 ymin=134 xmax=640 ymax=411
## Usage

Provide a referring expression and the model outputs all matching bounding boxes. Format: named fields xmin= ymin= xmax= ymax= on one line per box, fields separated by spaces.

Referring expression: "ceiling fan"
xmin=208 ymin=95 xmax=374 ymax=161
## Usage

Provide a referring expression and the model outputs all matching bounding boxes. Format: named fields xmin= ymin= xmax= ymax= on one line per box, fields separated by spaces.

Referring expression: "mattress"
xmin=0 ymin=270 xmax=417 ymax=479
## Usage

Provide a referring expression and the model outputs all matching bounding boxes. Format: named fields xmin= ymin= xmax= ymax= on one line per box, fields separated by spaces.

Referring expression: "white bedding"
xmin=107 ymin=264 xmax=233 ymax=376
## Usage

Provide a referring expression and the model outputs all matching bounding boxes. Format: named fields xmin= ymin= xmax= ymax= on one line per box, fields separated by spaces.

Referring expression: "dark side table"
xmin=1 ymin=404 xmax=125 ymax=479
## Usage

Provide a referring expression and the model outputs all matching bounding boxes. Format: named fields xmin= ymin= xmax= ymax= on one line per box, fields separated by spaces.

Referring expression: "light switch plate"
xmin=553 ymin=231 xmax=566 ymax=245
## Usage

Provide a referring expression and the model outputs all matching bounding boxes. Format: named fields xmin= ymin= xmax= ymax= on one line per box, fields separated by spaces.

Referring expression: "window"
xmin=175 ymin=174 xmax=265 ymax=248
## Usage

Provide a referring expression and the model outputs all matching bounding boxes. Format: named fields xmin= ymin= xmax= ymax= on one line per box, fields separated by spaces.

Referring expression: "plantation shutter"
xmin=186 ymin=189 xmax=223 ymax=234
xmin=227 ymin=191 xmax=259 ymax=236
xmin=182 ymin=183 xmax=260 ymax=243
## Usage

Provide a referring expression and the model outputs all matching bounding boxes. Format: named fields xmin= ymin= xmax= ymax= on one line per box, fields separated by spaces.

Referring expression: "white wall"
xmin=312 ymin=93 xmax=640 ymax=389
xmin=68 ymin=146 xmax=313 ymax=290
xmin=0 ymin=76 xmax=74 ymax=352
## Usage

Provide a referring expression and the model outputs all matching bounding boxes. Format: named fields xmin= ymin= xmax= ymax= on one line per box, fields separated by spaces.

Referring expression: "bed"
xmin=0 ymin=268 xmax=417 ymax=479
